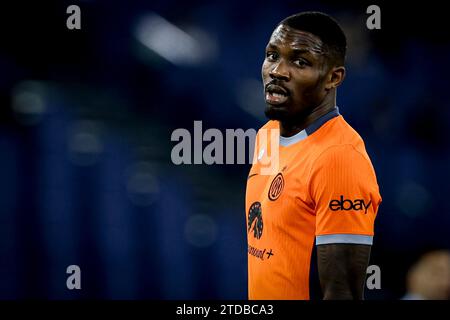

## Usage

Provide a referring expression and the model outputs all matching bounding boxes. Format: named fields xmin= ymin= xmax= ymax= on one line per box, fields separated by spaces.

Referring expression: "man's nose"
xmin=269 ymin=60 xmax=290 ymax=81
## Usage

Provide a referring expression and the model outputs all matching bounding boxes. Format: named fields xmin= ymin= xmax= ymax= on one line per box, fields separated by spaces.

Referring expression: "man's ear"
xmin=325 ymin=66 xmax=346 ymax=90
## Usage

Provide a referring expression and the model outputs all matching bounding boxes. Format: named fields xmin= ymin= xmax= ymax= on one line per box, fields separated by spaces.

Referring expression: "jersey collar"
xmin=279 ymin=106 xmax=340 ymax=147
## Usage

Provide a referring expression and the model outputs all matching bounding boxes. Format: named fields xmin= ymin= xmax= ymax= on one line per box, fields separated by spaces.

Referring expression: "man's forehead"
xmin=269 ymin=24 xmax=325 ymax=53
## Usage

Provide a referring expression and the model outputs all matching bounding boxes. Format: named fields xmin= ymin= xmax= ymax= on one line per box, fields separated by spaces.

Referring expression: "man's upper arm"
xmin=317 ymin=244 xmax=371 ymax=299
xmin=309 ymin=144 xmax=381 ymax=299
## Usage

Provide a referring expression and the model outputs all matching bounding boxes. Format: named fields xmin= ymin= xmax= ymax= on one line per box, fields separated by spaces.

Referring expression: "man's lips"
xmin=265 ymin=84 xmax=289 ymax=96
xmin=265 ymin=84 xmax=290 ymax=105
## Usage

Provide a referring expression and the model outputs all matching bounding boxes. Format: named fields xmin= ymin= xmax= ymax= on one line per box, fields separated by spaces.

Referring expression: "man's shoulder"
xmin=324 ymin=115 xmax=364 ymax=142
xmin=312 ymin=116 xmax=371 ymax=162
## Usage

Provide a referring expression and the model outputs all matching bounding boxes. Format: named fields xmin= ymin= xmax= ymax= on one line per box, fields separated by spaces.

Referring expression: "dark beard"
xmin=264 ymin=105 xmax=289 ymax=121
xmin=264 ymin=104 xmax=313 ymax=127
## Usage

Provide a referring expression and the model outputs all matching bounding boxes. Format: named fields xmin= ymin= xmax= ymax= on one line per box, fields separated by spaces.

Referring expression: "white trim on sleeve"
xmin=316 ymin=234 xmax=373 ymax=245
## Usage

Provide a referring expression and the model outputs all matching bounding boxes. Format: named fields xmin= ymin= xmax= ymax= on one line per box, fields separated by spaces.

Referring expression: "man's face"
xmin=262 ymin=24 xmax=330 ymax=122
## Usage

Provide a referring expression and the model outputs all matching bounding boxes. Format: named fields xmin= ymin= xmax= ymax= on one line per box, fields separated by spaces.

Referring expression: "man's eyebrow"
xmin=291 ymin=48 xmax=310 ymax=55
xmin=293 ymin=47 xmax=326 ymax=57
xmin=266 ymin=44 xmax=312 ymax=55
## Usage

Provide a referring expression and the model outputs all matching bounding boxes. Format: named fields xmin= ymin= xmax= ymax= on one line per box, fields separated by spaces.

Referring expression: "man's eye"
xmin=294 ymin=59 xmax=308 ymax=67
xmin=266 ymin=52 xmax=278 ymax=60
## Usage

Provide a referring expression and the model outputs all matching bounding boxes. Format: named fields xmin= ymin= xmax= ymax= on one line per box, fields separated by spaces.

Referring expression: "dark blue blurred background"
xmin=0 ymin=0 xmax=449 ymax=299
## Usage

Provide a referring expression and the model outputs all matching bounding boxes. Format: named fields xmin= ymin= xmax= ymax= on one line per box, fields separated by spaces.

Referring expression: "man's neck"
xmin=279 ymin=100 xmax=336 ymax=137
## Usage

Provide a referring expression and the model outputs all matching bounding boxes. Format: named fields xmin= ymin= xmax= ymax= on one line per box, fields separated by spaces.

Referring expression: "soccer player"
xmin=246 ymin=12 xmax=382 ymax=300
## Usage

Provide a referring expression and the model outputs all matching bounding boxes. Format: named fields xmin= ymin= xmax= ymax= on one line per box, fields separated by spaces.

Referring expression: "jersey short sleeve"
xmin=309 ymin=144 xmax=382 ymax=245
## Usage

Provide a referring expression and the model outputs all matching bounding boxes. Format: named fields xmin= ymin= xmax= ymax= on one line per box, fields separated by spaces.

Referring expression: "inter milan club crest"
xmin=247 ymin=202 xmax=263 ymax=239
xmin=268 ymin=173 xmax=284 ymax=201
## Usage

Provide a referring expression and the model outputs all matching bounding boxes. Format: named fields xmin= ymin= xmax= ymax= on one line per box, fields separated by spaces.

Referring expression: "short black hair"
xmin=279 ymin=11 xmax=347 ymax=66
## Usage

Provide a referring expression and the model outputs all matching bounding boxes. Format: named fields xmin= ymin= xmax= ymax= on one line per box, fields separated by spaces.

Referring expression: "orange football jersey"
xmin=246 ymin=107 xmax=382 ymax=300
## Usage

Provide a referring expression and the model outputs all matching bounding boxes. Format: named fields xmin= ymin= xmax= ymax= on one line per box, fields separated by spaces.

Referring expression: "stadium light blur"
xmin=12 ymin=81 xmax=47 ymax=125
xmin=184 ymin=214 xmax=218 ymax=248
xmin=134 ymin=13 xmax=216 ymax=66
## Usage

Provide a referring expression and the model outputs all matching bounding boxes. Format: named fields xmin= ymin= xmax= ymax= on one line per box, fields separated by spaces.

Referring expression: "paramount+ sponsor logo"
xmin=329 ymin=195 xmax=372 ymax=214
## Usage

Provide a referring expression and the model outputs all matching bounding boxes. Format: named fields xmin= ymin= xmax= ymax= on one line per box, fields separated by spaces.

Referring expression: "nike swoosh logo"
xmin=247 ymin=173 xmax=259 ymax=180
